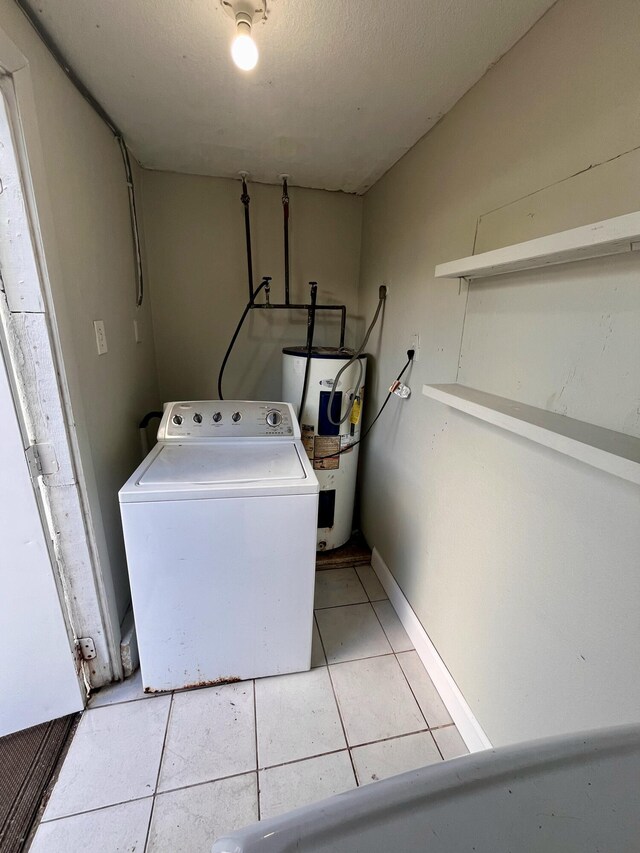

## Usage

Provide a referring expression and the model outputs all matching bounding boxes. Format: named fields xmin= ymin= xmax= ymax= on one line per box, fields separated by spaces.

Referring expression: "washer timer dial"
xmin=265 ymin=409 xmax=283 ymax=428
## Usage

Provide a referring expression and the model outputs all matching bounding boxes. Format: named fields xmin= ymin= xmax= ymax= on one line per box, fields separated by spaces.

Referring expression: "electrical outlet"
xmin=94 ymin=320 xmax=108 ymax=355
xmin=409 ymin=333 xmax=420 ymax=362
xmin=133 ymin=318 xmax=143 ymax=344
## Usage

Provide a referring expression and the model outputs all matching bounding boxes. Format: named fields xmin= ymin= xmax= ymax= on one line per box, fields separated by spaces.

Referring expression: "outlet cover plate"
xmin=94 ymin=320 xmax=108 ymax=355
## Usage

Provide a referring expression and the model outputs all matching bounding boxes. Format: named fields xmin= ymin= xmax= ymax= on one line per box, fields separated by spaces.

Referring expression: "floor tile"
xmin=314 ymin=567 xmax=368 ymax=609
xmin=311 ymin=620 xmax=326 ymax=667
xmin=372 ymin=600 xmax=414 ymax=652
xmin=147 ymin=773 xmax=257 ymax=853
xmin=397 ymin=651 xmax=452 ymax=728
xmin=316 ymin=603 xmax=392 ymax=664
xmin=433 ymin=725 xmax=469 ymax=760
xmin=31 ymin=798 xmax=153 ymax=853
xmin=351 ymin=732 xmax=442 ymax=785
xmin=44 ymin=696 xmax=170 ymax=820
xmin=330 ymin=656 xmax=425 ymax=746
xmin=256 ymin=667 xmax=345 ymax=767
xmin=259 ymin=751 xmax=356 ymax=819
xmin=88 ymin=669 xmax=154 ymax=708
xmin=355 ymin=564 xmax=387 ymax=601
xmin=158 ymin=682 xmax=255 ymax=792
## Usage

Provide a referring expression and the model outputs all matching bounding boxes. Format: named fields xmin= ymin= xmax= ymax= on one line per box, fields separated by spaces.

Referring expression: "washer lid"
xmin=120 ymin=438 xmax=319 ymax=502
xmin=139 ymin=442 xmax=306 ymax=486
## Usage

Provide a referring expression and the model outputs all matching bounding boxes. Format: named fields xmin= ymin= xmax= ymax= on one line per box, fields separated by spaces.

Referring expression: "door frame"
xmin=0 ymin=30 xmax=122 ymax=690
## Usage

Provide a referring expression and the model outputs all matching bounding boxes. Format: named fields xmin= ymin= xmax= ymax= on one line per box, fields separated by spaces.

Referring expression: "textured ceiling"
xmin=28 ymin=0 xmax=555 ymax=193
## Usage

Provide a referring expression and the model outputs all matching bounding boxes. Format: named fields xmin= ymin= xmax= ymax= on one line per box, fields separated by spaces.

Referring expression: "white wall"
xmin=0 ymin=1 xmax=160 ymax=631
xmin=140 ymin=171 xmax=362 ymax=402
xmin=358 ymin=0 xmax=640 ymax=746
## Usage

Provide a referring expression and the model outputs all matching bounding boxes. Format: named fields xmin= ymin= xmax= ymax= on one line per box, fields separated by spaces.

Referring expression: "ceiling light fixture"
xmin=221 ymin=1 xmax=267 ymax=72
xmin=232 ymin=11 xmax=258 ymax=70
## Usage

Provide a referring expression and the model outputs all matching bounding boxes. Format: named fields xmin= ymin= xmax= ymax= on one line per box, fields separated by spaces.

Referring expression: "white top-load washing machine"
xmin=119 ymin=400 xmax=319 ymax=693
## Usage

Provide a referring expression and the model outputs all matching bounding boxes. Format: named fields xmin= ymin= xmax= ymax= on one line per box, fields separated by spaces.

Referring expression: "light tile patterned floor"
xmin=29 ymin=564 xmax=469 ymax=853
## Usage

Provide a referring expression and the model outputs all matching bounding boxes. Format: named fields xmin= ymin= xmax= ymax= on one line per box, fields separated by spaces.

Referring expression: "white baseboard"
xmin=371 ymin=547 xmax=492 ymax=753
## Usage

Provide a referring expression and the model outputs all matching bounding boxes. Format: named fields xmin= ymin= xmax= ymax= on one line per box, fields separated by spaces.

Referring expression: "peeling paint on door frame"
xmin=0 ymin=47 xmax=121 ymax=691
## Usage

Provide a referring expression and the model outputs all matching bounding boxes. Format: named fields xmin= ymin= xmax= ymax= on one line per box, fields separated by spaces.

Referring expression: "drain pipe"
xmin=298 ymin=282 xmax=318 ymax=419
xmin=240 ymin=172 xmax=254 ymax=301
xmin=281 ymin=175 xmax=290 ymax=305
xmin=138 ymin=411 xmax=163 ymax=458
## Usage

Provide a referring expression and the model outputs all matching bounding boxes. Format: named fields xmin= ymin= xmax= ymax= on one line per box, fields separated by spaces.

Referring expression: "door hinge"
xmin=24 ymin=442 xmax=59 ymax=479
xmin=77 ymin=637 xmax=97 ymax=661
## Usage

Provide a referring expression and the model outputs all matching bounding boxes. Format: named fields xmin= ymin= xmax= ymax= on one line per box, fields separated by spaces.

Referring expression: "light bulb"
xmin=231 ymin=19 xmax=258 ymax=71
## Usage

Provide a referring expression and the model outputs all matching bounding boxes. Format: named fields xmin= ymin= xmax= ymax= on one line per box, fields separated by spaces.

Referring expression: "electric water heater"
xmin=282 ymin=347 xmax=366 ymax=551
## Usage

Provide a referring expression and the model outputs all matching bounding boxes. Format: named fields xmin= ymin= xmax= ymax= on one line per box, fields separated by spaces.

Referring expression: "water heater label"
xmin=313 ymin=436 xmax=340 ymax=470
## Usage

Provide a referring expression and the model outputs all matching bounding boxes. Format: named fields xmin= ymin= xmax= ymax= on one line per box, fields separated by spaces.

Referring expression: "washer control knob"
xmin=212 ymin=412 xmax=222 ymax=423
xmin=232 ymin=411 xmax=242 ymax=423
xmin=172 ymin=414 xmax=183 ymax=426
xmin=193 ymin=413 xmax=203 ymax=424
xmin=266 ymin=409 xmax=282 ymax=427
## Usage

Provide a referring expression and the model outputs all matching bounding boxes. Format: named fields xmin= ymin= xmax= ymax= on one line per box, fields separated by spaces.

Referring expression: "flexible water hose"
xmin=326 ymin=285 xmax=387 ymax=426
xmin=217 ymin=278 xmax=270 ymax=400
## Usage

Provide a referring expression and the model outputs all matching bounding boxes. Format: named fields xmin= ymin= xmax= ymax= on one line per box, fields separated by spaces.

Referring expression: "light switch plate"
xmin=94 ymin=320 xmax=108 ymax=355
xmin=133 ymin=318 xmax=143 ymax=344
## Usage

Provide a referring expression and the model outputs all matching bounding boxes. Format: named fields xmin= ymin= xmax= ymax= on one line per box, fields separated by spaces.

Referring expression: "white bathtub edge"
xmin=371 ymin=546 xmax=492 ymax=753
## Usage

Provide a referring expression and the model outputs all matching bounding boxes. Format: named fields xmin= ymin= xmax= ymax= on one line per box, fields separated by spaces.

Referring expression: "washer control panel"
xmin=158 ymin=401 xmax=298 ymax=441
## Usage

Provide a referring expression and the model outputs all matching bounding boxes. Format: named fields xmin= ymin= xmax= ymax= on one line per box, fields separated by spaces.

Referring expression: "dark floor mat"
xmin=0 ymin=714 xmax=78 ymax=852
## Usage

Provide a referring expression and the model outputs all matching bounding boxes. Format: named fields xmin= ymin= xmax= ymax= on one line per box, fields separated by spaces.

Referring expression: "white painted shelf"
xmin=435 ymin=211 xmax=640 ymax=280
xmin=422 ymin=383 xmax=640 ymax=485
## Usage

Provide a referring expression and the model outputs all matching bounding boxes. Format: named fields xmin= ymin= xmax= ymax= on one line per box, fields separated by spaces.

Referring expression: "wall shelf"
xmin=434 ymin=211 xmax=640 ymax=280
xmin=422 ymin=383 xmax=640 ymax=485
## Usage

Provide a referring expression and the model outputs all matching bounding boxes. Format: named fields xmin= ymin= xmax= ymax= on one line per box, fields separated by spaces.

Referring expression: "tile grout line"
xmin=394 ymin=648 xmax=445 ymax=759
xmin=258 ymin=747 xmax=349 ymax=775
xmin=368 ymin=598 xmax=410 ymax=657
xmin=37 ymin=794 xmax=155 ymax=825
xmin=360 ymin=563 xmax=461 ymax=758
xmin=396 ymin=652 xmax=444 ymax=759
xmin=314 ymin=611 xmax=360 ymax=787
xmin=317 ymin=595 xmax=394 ymax=665
xmin=315 ymin=561 xmax=371 ymax=574
xmin=354 ymin=564 xmax=388 ymax=603
xmin=314 ymin=598 xmax=373 ymax=610
xmin=143 ymin=691 xmax=175 ymax=853
xmin=313 ymin=611 xmax=327 ymax=669
xmin=316 ymin=566 xmax=387 ymax=612
xmin=363 ymin=589 xmax=446 ymax=761
xmin=367 ymin=591 xmax=426 ymax=719
xmin=252 ymin=679 xmax=261 ymax=821
xmin=326 ymin=648 xmax=395 ymax=667
xmin=258 ymin=725 xmax=448 ymax=774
